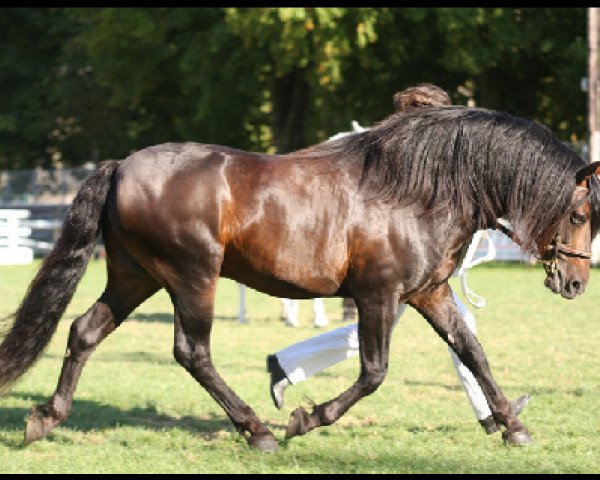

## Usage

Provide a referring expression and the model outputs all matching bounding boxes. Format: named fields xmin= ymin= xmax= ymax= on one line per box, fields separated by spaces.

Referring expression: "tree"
xmin=429 ymin=8 xmax=587 ymax=139
xmin=72 ymin=8 xmax=264 ymax=154
xmin=224 ymin=8 xmax=383 ymax=152
xmin=0 ymin=8 xmax=78 ymax=169
xmin=0 ymin=7 xmax=589 ymax=170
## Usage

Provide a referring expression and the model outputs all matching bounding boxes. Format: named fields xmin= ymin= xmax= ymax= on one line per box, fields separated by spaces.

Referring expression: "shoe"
xmin=266 ymin=354 xmax=290 ymax=410
xmin=479 ymin=394 xmax=531 ymax=435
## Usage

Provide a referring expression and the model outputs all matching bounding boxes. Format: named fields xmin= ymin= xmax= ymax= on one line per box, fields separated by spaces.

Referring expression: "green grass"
xmin=1 ymin=259 xmax=600 ymax=473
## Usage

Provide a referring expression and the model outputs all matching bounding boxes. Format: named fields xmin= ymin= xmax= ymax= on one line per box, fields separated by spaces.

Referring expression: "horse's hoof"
xmin=502 ymin=429 xmax=533 ymax=446
xmin=247 ymin=433 xmax=279 ymax=452
xmin=285 ymin=407 xmax=309 ymax=439
xmin=23 ymin=413 xmax=46 ymax=446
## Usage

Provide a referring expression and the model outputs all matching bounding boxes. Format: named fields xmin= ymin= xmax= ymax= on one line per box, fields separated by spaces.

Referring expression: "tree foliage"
xmin=0 ymin=7 xmax=589 ymax=170
xmin=0 ymin=8 xmax=78 ymax=169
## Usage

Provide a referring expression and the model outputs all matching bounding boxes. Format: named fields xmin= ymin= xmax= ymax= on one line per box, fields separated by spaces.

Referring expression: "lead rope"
xmin=455 ymin=230 xmax=496 ymax=308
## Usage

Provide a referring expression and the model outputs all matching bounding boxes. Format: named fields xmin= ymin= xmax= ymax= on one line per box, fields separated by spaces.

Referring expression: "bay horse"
xmin=1 ymin=106 xmax=600 ymax=452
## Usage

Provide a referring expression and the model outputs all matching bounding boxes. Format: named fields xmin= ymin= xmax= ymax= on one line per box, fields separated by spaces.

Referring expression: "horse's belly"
xmin=221 ymin=241 xmax=345 ymax=298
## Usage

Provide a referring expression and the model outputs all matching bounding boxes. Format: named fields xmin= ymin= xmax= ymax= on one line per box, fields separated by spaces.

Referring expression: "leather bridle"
xmin=495 ymin=190 xmax=593 ymax=283
xmin=539 ymin=233 xmax=592 ymax=276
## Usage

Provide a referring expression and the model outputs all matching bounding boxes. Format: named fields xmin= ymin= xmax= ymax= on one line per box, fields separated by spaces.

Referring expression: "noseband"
xmin=495 ymin=220 xmax=592 ymax=280
xmin=539 ymin=233 xmax=592 ymax=278
xmin=495 ymin=185 xmax=593 ymax=280
xmin=541 ymin=186 xmax=594 ymax=276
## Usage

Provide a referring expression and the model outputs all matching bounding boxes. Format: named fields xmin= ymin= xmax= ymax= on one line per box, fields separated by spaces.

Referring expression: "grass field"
xmin=0 ymin=259 xmax=599 ymax=473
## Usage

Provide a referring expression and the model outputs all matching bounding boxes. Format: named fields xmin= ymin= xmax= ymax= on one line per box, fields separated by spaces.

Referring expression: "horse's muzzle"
xmin=545 ymin=270 xmax=585 ymax=299
xmin=562 ymin=276 xmax=586 ymax=299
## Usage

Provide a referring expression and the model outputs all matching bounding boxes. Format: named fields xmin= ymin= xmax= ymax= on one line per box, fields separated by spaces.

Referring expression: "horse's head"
xmin=540 ymin=161 xmax=600 ymax=299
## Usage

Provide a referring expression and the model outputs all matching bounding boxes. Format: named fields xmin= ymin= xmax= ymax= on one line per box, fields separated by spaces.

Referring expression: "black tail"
xmin=0 ymin=160 xmax=120 ymax=392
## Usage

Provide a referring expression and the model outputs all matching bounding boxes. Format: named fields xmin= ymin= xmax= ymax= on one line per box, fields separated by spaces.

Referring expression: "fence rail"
xmin=0 ymin=166 xmax=92 ymax=262
xmin=0 ymin=209 xmax=34 ymax=264
xmin=0 ymin=165 xmax=96 ymax=205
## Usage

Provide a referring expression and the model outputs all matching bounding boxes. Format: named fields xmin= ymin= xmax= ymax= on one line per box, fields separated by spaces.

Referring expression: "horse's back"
xmin=112 ymin=143 xmax=221 ymax=231
xmin=106 ymin=142 xmax=354 ymax=297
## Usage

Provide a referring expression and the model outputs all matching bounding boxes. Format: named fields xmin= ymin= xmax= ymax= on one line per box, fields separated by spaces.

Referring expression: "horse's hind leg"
xmin=24 ymin=242 xmax=160 ymax=445
xmin=171 ymin=282 xmax=279 ymax=452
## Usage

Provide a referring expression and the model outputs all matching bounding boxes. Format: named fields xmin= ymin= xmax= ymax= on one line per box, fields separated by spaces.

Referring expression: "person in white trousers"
xmin=266 ymin=84 xmax=530 ymax=435
xmin=237 ymin=284 xmax=329 ymax=328
xmin=280 ymin=297 xmax=329 ymax=328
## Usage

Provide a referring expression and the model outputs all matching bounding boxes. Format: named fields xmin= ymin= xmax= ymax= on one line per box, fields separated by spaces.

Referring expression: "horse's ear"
xmin=575 ymin=160 xmax=600 ymax=187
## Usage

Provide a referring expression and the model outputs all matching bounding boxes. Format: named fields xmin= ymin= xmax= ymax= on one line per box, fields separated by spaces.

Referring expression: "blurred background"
xmin=0 ymin=7 xmax=597 ymax=260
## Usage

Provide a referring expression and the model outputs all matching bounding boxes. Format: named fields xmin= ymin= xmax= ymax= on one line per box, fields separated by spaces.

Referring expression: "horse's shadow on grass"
xmin=403 ymin=379 xmax=594 ymax=397
xmin=4 ymin=379 xmax=586 ymax=451
xmin=129 ymin=313 xmax=241 ymax=323
xmin=0 ymin=391 xmax=271 ymax=449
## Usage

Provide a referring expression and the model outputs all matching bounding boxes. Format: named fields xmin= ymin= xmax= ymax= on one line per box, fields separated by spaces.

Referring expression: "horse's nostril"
xmin=571 ymin=280 xmax=583 ymax=293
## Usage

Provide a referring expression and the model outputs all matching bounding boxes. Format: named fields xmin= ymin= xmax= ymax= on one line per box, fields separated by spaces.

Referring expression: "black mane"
xmin=299 ymin=106 xmax=589 ymax=253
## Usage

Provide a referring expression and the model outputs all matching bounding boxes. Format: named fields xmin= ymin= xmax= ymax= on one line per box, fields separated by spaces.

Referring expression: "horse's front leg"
xmin=285 ymin=293 xmax=396 ymax=439
xmin=409 ymin=282 xmax=532 ymax=446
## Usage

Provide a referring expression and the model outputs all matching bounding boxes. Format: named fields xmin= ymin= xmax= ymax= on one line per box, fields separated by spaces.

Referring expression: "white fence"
xmin=0 ymin=208 xmax=63 ymax=265
xmin=0 ymin=166 xmax=93 ymax=264
xmin=478 ymin=229 xmax=600 ymax=265
xmin=0 ymin=209 xmax=33 ymax=265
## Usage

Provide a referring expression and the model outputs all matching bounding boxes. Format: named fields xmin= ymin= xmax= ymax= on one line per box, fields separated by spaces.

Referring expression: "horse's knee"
xmin=173 ymin=343 xmax=192 ymax=371
xmin=67 ymin=304 xmax=112 ymax=352
xmin=360 ymin=368 xmax=387 ymax=395
xmin=68 ymin=321 xmax=92 ymax=351
xmin=173 ymin=341 xmax=209 ymax=376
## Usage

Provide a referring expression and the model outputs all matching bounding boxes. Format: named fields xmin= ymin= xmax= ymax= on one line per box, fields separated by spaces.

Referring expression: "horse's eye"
xmin=570 ymin=212 xmax=587 ymax=225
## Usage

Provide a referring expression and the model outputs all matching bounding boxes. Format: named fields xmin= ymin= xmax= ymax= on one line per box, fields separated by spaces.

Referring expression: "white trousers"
xmin=276 ymin=291 xmax=491 ymax=421
xmin=237 ymin=284 xmax=328 ymax=328
xmin=281 ymin=298 xmax=328 ymax=328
